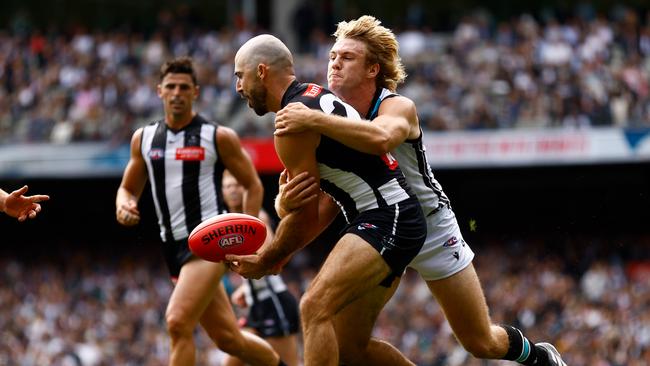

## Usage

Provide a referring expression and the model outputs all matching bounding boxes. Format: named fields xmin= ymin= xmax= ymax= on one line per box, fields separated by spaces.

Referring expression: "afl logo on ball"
xmin=188 ymin=213 xmax=267 ymax=263
xmin=219 ymin=234 xmax=244 ymax=248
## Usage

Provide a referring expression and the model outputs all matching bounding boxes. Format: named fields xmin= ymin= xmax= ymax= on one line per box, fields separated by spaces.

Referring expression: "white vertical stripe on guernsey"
xmin=165 ymin=130 xmax=188 ymax=240
xmin=393 ymin=141 xmax=445 ymax=212
xmin=392 ymin=203 xmax=400 ymax=235
xmin=245 ymin=275 xmax=289 ymax=303
xmin=377 ymin=178 xmax=410 ymax=206
xmin=318 ymin=164 xmax=379 ymax=212
xmin=198 ymin=124 xmax=219 ymax=221
xmin=141 ymin=126 xmax=168 ymax=242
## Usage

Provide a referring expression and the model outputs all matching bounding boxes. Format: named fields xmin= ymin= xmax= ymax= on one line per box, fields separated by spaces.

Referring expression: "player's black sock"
xmin=501 ymin=325 xmax=544 ymax=365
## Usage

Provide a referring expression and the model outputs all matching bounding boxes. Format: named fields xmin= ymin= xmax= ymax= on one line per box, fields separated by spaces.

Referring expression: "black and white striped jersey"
xmin=367 ymin=88 xmax=450 ymax=216
xmin=244 ymin=276 xmax=288 ymax=303
xmin=140 ymin=115 xmax=227 ymax=242
xmin=281 ymin=81 xmax=417 ymax=222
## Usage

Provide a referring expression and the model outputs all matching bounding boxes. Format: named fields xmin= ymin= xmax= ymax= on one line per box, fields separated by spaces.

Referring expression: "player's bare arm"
xmin=116 ymin=128 xmax=147 ymax=226
xmin=227 ymin=131 xmax=328 ymax=278
xmin=217 ymin=126 xmax=264 ymax=217
xmin=274 ymin=96 xmax=418 ymax=155
xmin=263 ymin=132 xmax=339 ymax=262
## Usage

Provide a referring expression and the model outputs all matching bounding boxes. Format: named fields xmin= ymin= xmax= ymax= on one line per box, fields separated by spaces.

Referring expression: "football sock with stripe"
xmin=501 ymin=325 xmax=548 ymax=365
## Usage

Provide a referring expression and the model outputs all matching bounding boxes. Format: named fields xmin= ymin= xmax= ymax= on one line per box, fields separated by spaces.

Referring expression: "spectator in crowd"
xmin=0 ymin=236 xmax=648 ymax=365
xmin=2 ymin=7 xmax=650 ymax=144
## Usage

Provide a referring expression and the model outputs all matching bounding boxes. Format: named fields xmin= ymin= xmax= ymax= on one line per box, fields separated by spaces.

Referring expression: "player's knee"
xmin=299 ymin=291 xmax=331 ymax=324
xmin=165 ymin=311 xmax=193 ymax=339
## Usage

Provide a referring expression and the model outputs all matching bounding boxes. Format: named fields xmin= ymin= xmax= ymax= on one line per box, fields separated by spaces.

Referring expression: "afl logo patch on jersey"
xmin=148 ymin=148 xmax=164 ymax=160
xmin=176 ymin=146 xmax=205 ymax=161
xmin=187 ymin=134 xmax=200 ymax=145
xmin=357 ymin=223 xmax=378 ymax=230
xmin=443 ymin=236 xmax=459 ymax=247
xmin=302 ymin=83 xmax=322 ymax=98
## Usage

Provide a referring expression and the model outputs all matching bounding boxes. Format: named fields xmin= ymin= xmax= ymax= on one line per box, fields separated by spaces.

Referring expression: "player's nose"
xmin=330 ymin=56 xmax=342 ymax=69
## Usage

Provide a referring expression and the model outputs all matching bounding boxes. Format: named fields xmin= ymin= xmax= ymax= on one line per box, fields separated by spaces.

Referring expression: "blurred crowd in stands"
xmin=1 ymin=236 xmax=648 ymax=366
xmin=1 ymin=6 xmax=650 ymax=145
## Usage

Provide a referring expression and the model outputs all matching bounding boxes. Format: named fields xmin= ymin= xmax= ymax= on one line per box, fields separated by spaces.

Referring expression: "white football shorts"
xmin=408 ymin=206 xmax=474 ymax=281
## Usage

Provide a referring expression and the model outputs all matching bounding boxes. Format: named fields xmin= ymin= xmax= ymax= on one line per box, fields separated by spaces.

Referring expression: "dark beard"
xmin=249 ymin=85 xmax=269 ymax=116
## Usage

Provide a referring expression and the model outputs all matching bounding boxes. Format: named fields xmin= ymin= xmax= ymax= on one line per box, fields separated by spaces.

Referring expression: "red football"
xmin=188 ymin=213 xmax=267 ymax=262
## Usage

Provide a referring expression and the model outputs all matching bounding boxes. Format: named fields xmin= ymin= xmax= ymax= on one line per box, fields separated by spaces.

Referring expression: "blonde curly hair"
xmin=333 ymin=15 xmax=406 ymax=92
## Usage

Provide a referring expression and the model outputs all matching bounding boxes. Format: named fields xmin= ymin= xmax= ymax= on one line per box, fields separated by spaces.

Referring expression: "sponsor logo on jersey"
xmin=381 ymin=153 xmax=399 ymax=170
xmin=443 ymin=236 xmax=459 ymax=247
xmin=148 ymin=148 xmax=164 ymax=160
xmin=302 ymin=83 xmax=322 ymax=98
xmin=176 ymin=146 xmax=205 ymax=161
xmin=357 ymin=223 xmax=378 ymax=230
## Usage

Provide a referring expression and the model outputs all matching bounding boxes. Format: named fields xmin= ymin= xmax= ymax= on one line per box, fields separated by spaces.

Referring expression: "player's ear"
xmin=257 ymin=63 xmax=267 ymax=80
xmin=367 ymin=63 xmax=380 ymax=79
xmin=193 ymin=85 xmax=200 ymax=100
xmin=156 ymin=84 xmax=163 ymax=98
